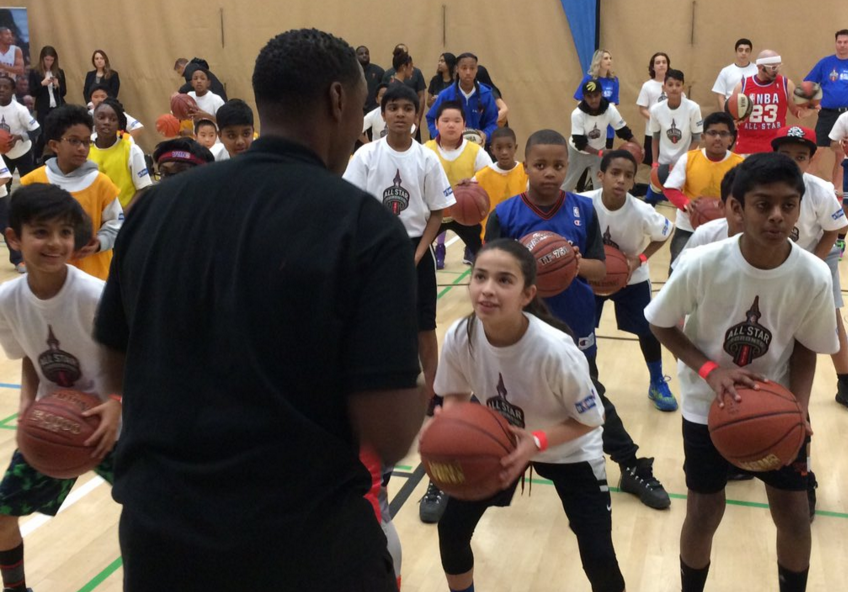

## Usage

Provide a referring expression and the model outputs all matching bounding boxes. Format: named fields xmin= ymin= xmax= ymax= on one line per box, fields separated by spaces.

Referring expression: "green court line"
xmin=527 ymin=478 xmax=848 ymax=519
xmin=0 ymin=413 xmax=17 ymax=427
xmin=0 ymin=425 xmax=16 ymax=431
xmin=437 ymin=268 xmax=472 ymax=299
xmin=76 ymin=557 xmax=122 ymax=592
xmin=395 ymin=465 xmax=413 ymax=471
xmin=437 ymin=269 xmax=466 ymax=275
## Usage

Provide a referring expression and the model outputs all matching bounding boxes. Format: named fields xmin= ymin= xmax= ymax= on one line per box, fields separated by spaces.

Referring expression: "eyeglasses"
xmin=61 ymin=137 xmax=92 ymax=148
xmin=704 ymin=130 xmax=733 ymax=138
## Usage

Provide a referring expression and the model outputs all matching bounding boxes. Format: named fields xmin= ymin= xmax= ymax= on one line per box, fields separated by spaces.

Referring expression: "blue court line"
xmin=0 ymin=383 xmax=21 ymax=389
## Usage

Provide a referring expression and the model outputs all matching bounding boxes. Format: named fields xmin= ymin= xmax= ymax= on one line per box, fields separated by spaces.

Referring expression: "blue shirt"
xmin=805 ymin=55 xmax=848 ymax=109
xmin=426 ymin=82 xmax=499 ymax=141
xmin=489 ymin=191 xmax=605 ymax=356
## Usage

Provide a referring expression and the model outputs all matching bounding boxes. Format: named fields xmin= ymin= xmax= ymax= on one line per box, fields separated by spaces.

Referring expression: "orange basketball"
xmin=451 ymin=183 xmax=490 ymax=226
xmin=17 ymin=390 xmax=102 ymax=479
xmin=419 ymin=402 xmax=516 ymax=501
xmin=708 ymin=381 xmax=806 ymax=472
xmin=589 ymin=245 xmax=630 ymax=296
xmin=519 ymin=231 xmax=578 ymax=297
xmin=0 ymin=128 xmax=12 ymax=155
xmin=689 ymin=198 xmax=725 ymax=230
xmin=725 ymin=91 xmax=753 ymax=122
xmin=792 ymin=81 xmax=822 ymax=107
xmin=618 ymin=141 xmax=645 ymax=164
xmin=156 ymin=113 xmax=181 ymax=138
xmin=170 ymin=92 xmax=198 ymax=120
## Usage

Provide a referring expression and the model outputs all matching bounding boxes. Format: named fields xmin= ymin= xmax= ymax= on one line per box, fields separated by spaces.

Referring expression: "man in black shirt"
xmin=99 ymin=29 xmax=424 ymax=591
xmin=356 ymin=45 xmax=385 ymax=113
xmin=174 ymin=56 xmax=228 ymax=101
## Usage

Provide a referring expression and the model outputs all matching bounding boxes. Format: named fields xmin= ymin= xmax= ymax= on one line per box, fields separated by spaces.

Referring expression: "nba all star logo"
xmin=382 ymin=169 xmax=410 ymax=216
xmin=667 ymin=120 xmax=682 ymax=144
xmin=38 ymin=325 xmax=82 ymax=387
xmin=723 ymin=296 xmax=772 ymax=367
xmin=602 ymin=227 xmax=620 ymax=249
xmin=588 ymin=123 xmax=602 ymax=141
xmin=486 ymin=373 xmax=526 ymax=428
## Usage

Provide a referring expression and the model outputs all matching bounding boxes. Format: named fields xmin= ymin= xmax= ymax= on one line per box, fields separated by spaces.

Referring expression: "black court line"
xmin=389 ymin=464 xmax=426 ymax=518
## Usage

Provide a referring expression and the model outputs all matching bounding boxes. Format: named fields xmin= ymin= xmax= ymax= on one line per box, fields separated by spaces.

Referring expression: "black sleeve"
xmin=111 ymin=71 xmax=121 ymax=99
xmin=428 ymin=75 xmax=438 ymax=96
xmin=414 ymin=69 xmax=426 ymax=93
xmin=26 ymin=127 xmax=41 ymax=143
xmin=94 ymin=234 xmax=129 ymax=352
xmin=614 ymin=125 xmax=634 ymax=142
xmin=484 ymin=210 xmax=503 ymax=243
xmin=343 ymin=197 xmax=420 ymax=392
xmin=82 ymin=71 xmax=93 ymax=103
xmin=178 ymin=81 xmax=192 ymax=95
xmin=57 ymin=69 xmax=67 ymax=100
xmin=572 ymin=134 xmax=589 ymax=151
xmin=584 ymin=209 xmax=606 ymax=261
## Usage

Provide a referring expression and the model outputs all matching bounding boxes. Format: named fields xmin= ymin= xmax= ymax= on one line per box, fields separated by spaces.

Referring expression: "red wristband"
xmin=532 ymin=430 xmax=549 ymax=452
xmin=698 ymin=361 xmax=719 ymax=380
xmin=109 ymin=394 xmax=123 ymax=404
xmin=639 ymin=253 xmax=648 ymax=265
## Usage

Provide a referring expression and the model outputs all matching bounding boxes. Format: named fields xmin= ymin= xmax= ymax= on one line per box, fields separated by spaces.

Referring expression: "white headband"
xmin=756 ymin=56 xmax=782 ymax=65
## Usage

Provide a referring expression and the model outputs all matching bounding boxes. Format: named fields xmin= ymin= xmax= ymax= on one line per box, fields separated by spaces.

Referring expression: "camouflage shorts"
xmin=0 ymin=449 xmax=115 ymax=517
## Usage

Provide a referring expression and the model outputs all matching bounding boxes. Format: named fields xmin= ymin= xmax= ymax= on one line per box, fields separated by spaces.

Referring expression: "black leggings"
xmin=438 ymin=459 xmax=625 ymax=592
xmin=439 ymin=220 xmax=483 ymax=255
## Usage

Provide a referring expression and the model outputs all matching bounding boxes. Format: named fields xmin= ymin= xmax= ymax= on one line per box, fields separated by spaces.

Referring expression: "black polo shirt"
xmin=362 ymin=62 xmax=386 ymax=112
xmin=95 ymin=136 xmax=419 ymax=586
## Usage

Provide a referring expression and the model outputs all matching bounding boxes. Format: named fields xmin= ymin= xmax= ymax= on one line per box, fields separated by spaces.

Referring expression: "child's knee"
xmin=686 ymin=491 xmax=725 ymax=530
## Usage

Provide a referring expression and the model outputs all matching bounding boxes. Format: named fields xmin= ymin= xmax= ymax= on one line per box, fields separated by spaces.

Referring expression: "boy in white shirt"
xmin=827 ymin=111 xmax=848 ymax=256
xmin=647 ymin=153 xmax=838 ymax=592
xmin=712 ymin=38 xmax=757 ymax=109
xmin=646 ymin=69 xmax=703 ymax=206
xmin=0 ymin=184 xmax=121 ymax=592
xmin=563 ymin=79 xmax=635 ymax=192
xmin=187 ymin=68 xmax=225 ymax=121
xmin=580 ymin=149 xmax=676 ymax=411
xmin=770 ymin=125 xmax=848 ymax=411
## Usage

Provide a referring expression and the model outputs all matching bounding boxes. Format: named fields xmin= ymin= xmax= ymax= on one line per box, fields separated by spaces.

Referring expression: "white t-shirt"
xmin=664 ymin=149 xmax=736 ymax=232
xmin=188 ymin=91 xmax=225 ymax=117
xmin=712 ymin=62 xmax=758 ymax=98
xmin=636 ymin=79 xmax=666 ymax=135
xmin=645 ymin=235 xmax=838 ymax=424
xmin=794 ymin=173 xmax=846 ymax=251
xmin=828 ymin=111 xmax=848 ymax=143
xmin=0 ymin=100 xmax=39 ymax=159
xmin=432 ymin=138 xmax=493 ymax=171
xmin=343 ymin=138 xmax=455 ymax=238
xmin=649 ymin=98 xmax=704 ymax=166
xmin=569 ymin=104 xmax=626 ymax=153
xmin=581 ymin=188 xmax=673 ymax=284
xmin=0 ymin=266 xmax=110 ymax=402
xmin=211 ymin=143 xmax=230 ymax=162
xmin=671 ymin=218 xmax=730 ymax=270
xmin=434 ymin=314 xmax=605 ymax=464
xmin=361 ymin=108 xmax=417 ymax=141
xmin=0 ymin=163 xmax=10 ymax=197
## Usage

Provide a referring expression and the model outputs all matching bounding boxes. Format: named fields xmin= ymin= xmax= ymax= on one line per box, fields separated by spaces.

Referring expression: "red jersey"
xmin=735 ymin=74 xmax=789 ymax=154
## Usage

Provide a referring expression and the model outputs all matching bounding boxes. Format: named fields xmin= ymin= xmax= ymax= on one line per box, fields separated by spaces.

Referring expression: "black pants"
xmin=0 ymin=150 xmax=35 ymax=266
xmin=587 ymin=354 xmax=639 ymax=466
xmin=439 ymin=220 xmax=483 ymax=255
xmin=438 ymin=459 xmax=625 ymax=592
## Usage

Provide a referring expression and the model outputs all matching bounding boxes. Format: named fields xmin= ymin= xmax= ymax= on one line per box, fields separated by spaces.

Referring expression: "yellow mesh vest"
xmin=89 ymin=135 xmax=135 ymax=207
xmin=425 ymin=140 xmax=481 ymax=222
xmin=682 ymin=149 xmax=744 ymax=200
xmin=475 ymin=164 xmax=529 ymax=239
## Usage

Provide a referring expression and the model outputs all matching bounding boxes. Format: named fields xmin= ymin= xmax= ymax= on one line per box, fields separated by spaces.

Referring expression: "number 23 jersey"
xmin=735 ymin=74 xmax=789 ymax=155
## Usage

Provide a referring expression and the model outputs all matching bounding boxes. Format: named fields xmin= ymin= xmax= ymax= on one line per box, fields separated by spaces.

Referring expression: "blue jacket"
xmin=426 ymin=82 xmax=499 ymax=141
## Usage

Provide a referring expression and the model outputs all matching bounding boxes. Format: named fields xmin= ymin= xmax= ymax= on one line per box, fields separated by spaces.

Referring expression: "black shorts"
xmin=682 ymin=419 xmax=809 ymax=494
xmin=412 ymin=237 xmax=437 ymax=332
xmin=815 ymin=108 xmax=848 ymax=147
xmin=594 ymin=280 xmax=652 ymax=336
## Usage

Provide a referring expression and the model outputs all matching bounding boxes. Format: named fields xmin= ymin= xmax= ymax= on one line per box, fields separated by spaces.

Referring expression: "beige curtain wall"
xmin=20 ymin=0 xmax=848 ymax=159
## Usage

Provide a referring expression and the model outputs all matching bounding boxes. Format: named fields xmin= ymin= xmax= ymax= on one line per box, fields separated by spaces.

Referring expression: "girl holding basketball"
xmin=433 ymin=238 xmax=626 ymax=592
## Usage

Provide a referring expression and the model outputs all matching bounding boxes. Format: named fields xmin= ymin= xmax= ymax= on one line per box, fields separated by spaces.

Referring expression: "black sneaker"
xmin=808 ymin=471 xmax=817 ymax=523
xmin=619 ymin=457 xmax=671 ymax=510
xmin=419 ymin=480 xmax=448 ymax=523
xmin=836 ymin=381 xmax=848 ymax=408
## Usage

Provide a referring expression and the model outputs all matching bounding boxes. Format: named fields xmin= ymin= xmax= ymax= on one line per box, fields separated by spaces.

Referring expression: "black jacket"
xmin=178 ymin=58 xmax=227 ymax=101
xmin=29 ymin=67 xmax=66 ymax=118
xmin=83 ymin=70 xmax=121 ymax=103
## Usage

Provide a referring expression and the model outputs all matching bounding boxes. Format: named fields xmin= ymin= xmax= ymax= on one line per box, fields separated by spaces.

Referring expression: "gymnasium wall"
xmin=20 ymin=0 xmax=848 ymax=160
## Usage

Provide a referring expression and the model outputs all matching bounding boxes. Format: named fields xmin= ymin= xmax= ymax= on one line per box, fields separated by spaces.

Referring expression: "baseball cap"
xmin=582 ymin=79 xmax=602 ymax=96
xmin=771 ymin=126 xmax=817 ymax=156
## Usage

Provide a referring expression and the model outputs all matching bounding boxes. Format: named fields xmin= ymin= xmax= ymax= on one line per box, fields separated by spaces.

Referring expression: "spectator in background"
xmin=427 ymin=52 xmax=456 ymax=107
xmin=712 ymin=38 xmax=756 ymax=110
xmin=382 ymin=44 xmax=426 ymax=140
xmin=574 ymin=49 xmax=620 ymax=149
xmin=476 ymin=65 xmax=508 ymax=126
xmin=29 ymin=45 xmax=65 ymax=162
xmin=175 ymin=57 xmax=228 ymax=101
xmin=83 ymin=49 xmax=120 ymax=103
xmin=0 ymin=27 xmax=24 ymax=77
xmin=356 ymin=45 xmax=385 ymax=113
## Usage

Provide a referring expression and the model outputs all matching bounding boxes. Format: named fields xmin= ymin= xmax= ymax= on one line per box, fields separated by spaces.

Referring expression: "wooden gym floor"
xmin=0 ymin=202 xmax=845 ymax=591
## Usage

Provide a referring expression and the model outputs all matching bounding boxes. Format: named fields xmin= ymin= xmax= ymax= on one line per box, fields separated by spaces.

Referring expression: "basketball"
xmin=688 ymin=197 xmax=725 ymax=230
xmin=0 ymin=128 xmax=11 ymax=155
xmin=451 ymin=182 xmax=490 ymax=226
xmin=618 ymin=141 xmax=645 ymax=164
xmin=170 ymin=92 xmax=198 ymax=120
xmin=419 ymin=402 xmax=516 ymax=501
xmin=156 ymin=113 xmax=181 ymax=138
xmin=708 ymin=381 xmax=806 ymax=472
xmin=792 ymin=81 xmax=822 ymax=107
xmin=463 ymin=128 xmax=485 ymax=146
xmin=725 ymin=91 xmax=753 ymax=122
xmin=589 ymin=245 xmax=630 ymax=296
xmin=519 ymin=231 xmax=578 ymax=297
xmin=650 ymin=163 xmax=671 ymax=193
xmin=17 ymin=390 xmax=103 ymax=479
